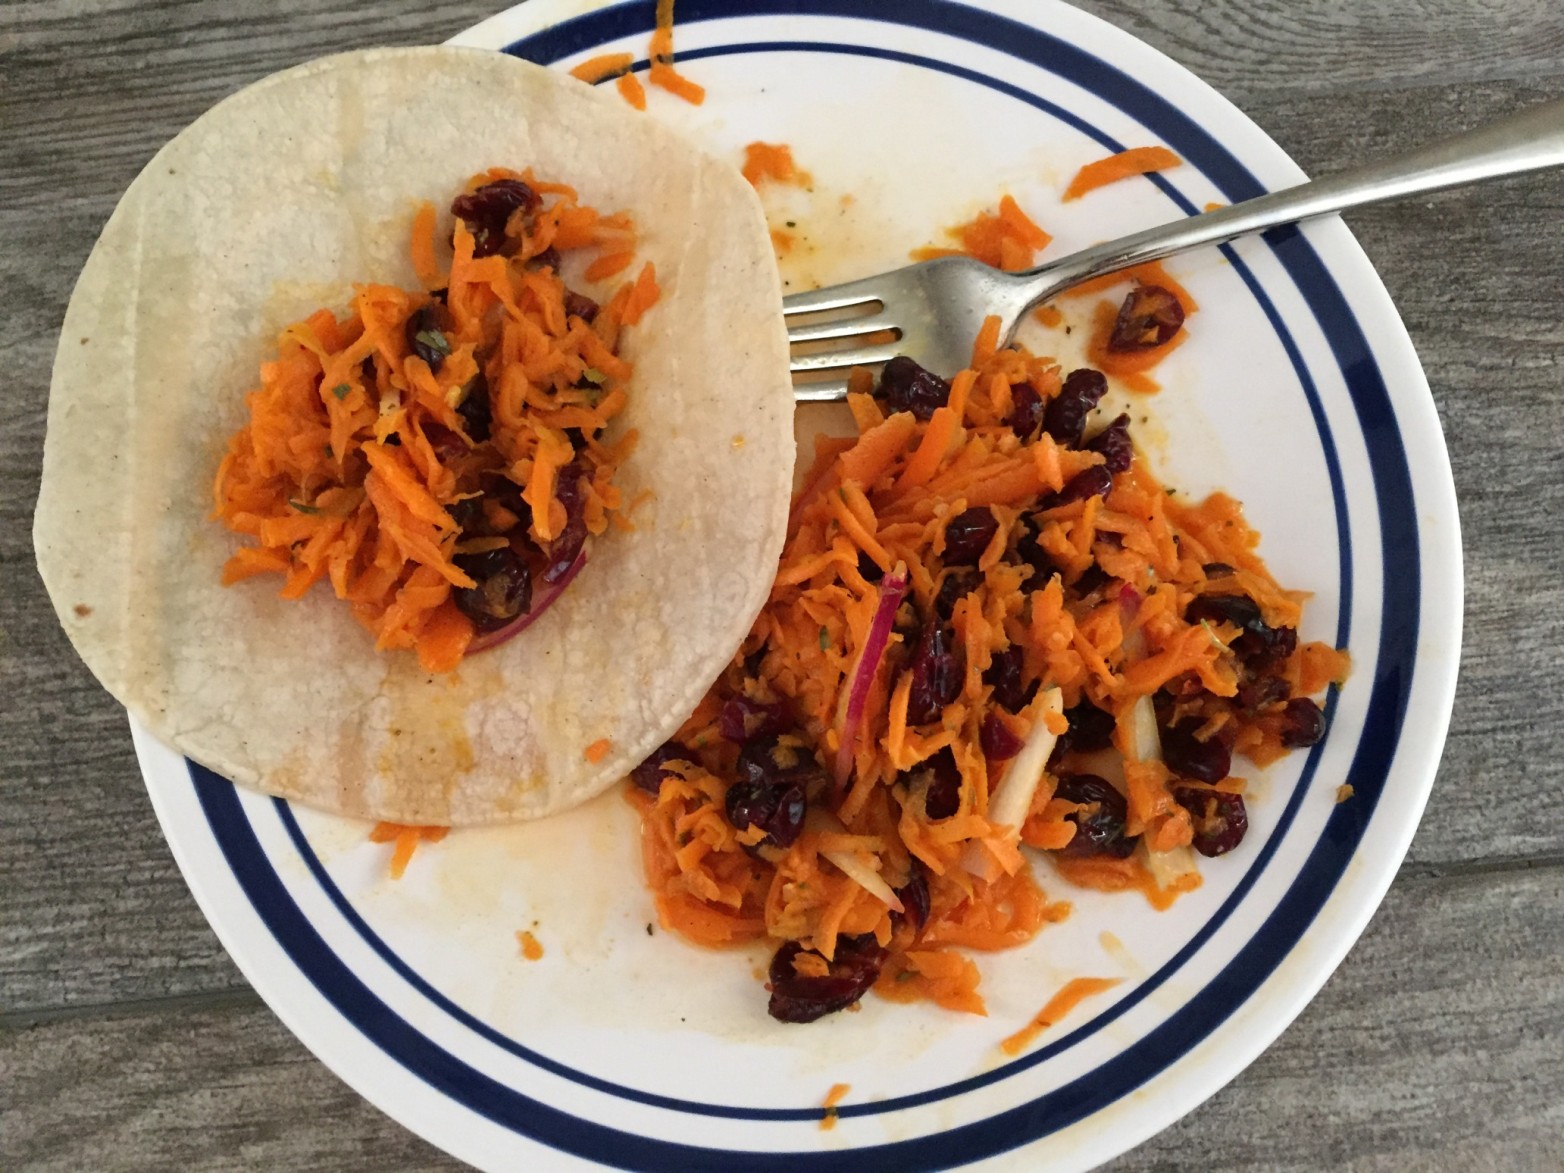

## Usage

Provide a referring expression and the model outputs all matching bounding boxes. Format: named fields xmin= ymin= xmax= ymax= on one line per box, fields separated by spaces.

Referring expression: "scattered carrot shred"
xmin=371 ymin=822 xmax=449 ymax=880
xmin=1033 ymin=304 xmax=1064 ymax=328
xmin=646 ymin=0 xmax=705 ymax=105
xmin=213 ymin=168 xmax=660 ymax=669
xmin=616 ymin=70 xmax=648 ymax=110
xmin=569 ymin=53 xmax=633 ymax=84
xmin=1000 ymin=977 xmax=1122 ymax=1055
xmin=742 ymin=142 xmax=813 ymax=188
xmin=585 ymin=737 xmax=614 ymax=763
xmin=1336 ymin=784 xmax=1355 ymax=804
xmin=912 ymin=193 xmax=1052 ymax=271
xmin=819 ymin=1082 xmax=850 ymax=1131
xmin=516 ymin=930 xmax=545 ymax=961
xmin=1063 ymin=146 xmax=1183 ymax=201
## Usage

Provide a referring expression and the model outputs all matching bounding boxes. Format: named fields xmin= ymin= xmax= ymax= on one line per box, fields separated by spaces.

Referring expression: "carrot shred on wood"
xmin=624 ymin=298 xmax=1345 ymax=1019
xmin=213 ymin=168 xmax=659 ymax=669
xmin=1063 ymin=146 xmax=1183 ymax=201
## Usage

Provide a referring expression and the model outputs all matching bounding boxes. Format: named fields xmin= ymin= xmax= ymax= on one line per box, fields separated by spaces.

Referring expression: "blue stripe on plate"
xmin=189 ymin=0 xmax=1423 ymax=1163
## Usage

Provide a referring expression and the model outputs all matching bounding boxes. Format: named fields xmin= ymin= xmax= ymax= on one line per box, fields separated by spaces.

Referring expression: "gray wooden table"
xmin=5 ymin=1 xmax=1564 ymax=1168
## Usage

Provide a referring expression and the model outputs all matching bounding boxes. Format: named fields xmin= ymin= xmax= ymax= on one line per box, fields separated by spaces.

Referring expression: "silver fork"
xmin=785 ymin=94 xmax=1564 ymax=401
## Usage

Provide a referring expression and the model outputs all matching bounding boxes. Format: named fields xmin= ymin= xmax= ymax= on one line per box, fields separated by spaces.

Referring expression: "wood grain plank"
xmin=1069 ymin=0 xmax=1564 ymax=97
xmin=5 ymin=866 xmax=1561 ymax=1170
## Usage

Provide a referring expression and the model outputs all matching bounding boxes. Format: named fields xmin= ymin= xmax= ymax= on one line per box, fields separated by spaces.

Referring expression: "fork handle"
xmin=1022 ymin=94 xmax=1564 ymax=301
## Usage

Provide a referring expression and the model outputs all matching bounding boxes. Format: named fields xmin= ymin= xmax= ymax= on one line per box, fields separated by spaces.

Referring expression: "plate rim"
xmin=130 ymin=0 xmax=1464 ymax=1168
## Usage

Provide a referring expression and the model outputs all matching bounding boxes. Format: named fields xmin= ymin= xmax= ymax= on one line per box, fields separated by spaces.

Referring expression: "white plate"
xmin=135 ymin=1 xmax=1462 ymax=1168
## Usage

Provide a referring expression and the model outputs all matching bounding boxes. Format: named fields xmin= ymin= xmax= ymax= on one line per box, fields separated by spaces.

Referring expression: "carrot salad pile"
xmin=213 ymin=169 xmax=659 ymax=673
xmin=627 ymin=320 xmax=1348 ymax=1023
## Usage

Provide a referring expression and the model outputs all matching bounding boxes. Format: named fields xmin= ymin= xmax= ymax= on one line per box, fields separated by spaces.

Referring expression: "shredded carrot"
xmin=409 ymin=202 xmax=441 ymax=290
xmin=213 ymin=169 xmax=660 ymax=669
xmin=616 ymin=70 xmax=648 ymax=111
xmin=1033 ymin=304 xmax=1064 ymax=328
xmin=516 ymin=930 xmax=545 ymax=960
xmin=1336 ymin=784 xmax=1355 ymax=804
xmin=742 ymin=142 xmax=813 ymax=188
xmin=1000 ymin=976 xmax=1122 ymax=1054
xmin=646 ymin=0 xmax=705 ymax=105
xmin=625 ymin=310 xmax=1346 ymax=1019
xmin=913 ymin=194 xmax=1052 ymax=272
xmin=818 ymin=1082 xmax=850 ymax=1130
xmin=1063 ymin=146 xmax=1183 ymax=201
xmin=569 ymin=53 xmax=633 ymax=84
xmin=585 ymin=737 xmax=613 ymax=763
xmin=370 ymin=822 xmax=449 ymax=879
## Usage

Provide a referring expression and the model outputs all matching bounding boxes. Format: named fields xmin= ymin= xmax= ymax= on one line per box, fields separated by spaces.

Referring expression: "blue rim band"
xmin=188 ymin=0 xmax=1422 ymax=1165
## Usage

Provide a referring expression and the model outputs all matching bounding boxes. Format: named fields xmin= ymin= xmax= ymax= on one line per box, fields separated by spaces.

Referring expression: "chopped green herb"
xmin=1199 ymin=619 xmax=1225 ymax=649
xmin=414 ymin=328 xmax=450 ymax=357
xmin=331 ymin=383 xmax=350 ymax=400
xmin=819 ymin=626 xmax=831 ymax=650
xmin=288 ymin=499 xmax=320 ymax=515
xmin=785 ymin=220 xmax=797 ymax=228
xmin=582 ymin=367 xmax=606 ymax=385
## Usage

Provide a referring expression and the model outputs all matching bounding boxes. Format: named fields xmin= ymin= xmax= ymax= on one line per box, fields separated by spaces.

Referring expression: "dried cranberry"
xmin=457 ymin=373 xmax=491 ymax=442
xmin=1236 ymin=675 xmax=1290 ymax=714
xmin=422 ymin=423 xmax=468 ymax=463
xmin=1160 ymin=717 xmax=1232 ymax=784
xmin=563 ymin=290 xmax=599 ymax=322
xmin=1041 ymin=465 xmax=1112 ymax=509
xmin=906 ymin=621 xmax=962 ymax=725
xmin=406 ymin=304 xmax=451 ymax=373
xmin=1175 ymin=787 xmax=1249 ymax=857
xmin=736 ymin=736 xmax=830 ymax=798
xmin=1043 ymin=368 xmax=1108 ymax=448
xmin=934 ymin=569 xmax=978 ymax=620
xmin=630 ymin=741 xmax=693 ymax=794
xmin=1061 ymin=699 xmax=1116 ymax=754
xmin=767 ymin=935 xmax=886 ymax=1023
xmin=1278 ymin=697 xmax=1327 ymax=747
xmin=1186 ymin=594 xmax=1293 ymax=668
xmin=1013 ymin=515 xmax=1055 ymax=583
xmin=980 ymin=711 xmax=1025 ymax=760
xmin=1086 ymin=413 xmax=1133 ymax=475
xmin=1073 ymin=563 xmax=1110 ymax=596
xmin=913 ymin=748 xmax=963 ymax=819
xmin=1054 ymin=773 xmax=1135 ymax=858
xmin=1009 ymin=381 xmax=1046 ymax=439
xmin=856 ymin=550 xmax=884 ymax=584
xmin=1108 ymin=285 xmax=1185 ymax=352
xmin=893 ymin=868 xmax=930 ymax=931
xmin=875 ymin=356 xmax=951 ymax=422
xmin=452 ymin=548 xmax=532 ymax=632
xmin=943 ymin=506 xmax=998 ymax=566
xmin=541 ymin=465 xmax=589 ymax=584
xmin=530 ymin=246 xmax=562 ymax=273
xmin=725 ymin=775 xmax=806 ymax=850
xmin=718 ymin=697 xmax=791 ymax=744
xmin=451 ymin=179 xmax=540 ymax=258
xmin=984 ymin=645 xmax=1034 ymax=714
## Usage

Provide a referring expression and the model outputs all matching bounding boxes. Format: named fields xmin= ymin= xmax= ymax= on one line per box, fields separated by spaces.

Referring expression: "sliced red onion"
xmin=466 ymin=551 xmax=587 ymax=656
xmin=832 ymin=567 xmax=909 ymax=786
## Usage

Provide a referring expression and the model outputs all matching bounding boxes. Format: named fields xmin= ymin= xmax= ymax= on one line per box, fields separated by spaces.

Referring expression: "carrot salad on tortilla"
xmin=627 ymin=322 xmax=1348 ymax=1023
xmin=213 ymin=169 xmax=659 ymax=674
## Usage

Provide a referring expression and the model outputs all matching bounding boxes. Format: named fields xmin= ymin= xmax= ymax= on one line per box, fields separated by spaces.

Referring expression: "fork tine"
xmin=786 ymin=310 xmax=898 ymax=346
xmin=790 ymin=340 xmax=902 ymax=374
xmin=781 ymin=275 xmax=884 ymax=316
xmin=791 ymin=377 xmax=854 ymax=403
